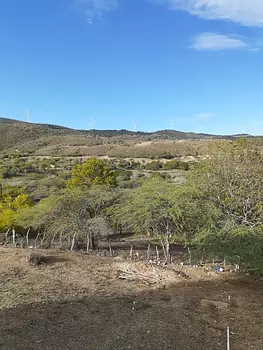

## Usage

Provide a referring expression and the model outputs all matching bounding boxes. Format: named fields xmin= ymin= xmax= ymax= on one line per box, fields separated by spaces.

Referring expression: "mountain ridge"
xmin=0 ymin=116 xmax=249 ymax=138
xmin=0 ymin=117 xmax=255 ymax=157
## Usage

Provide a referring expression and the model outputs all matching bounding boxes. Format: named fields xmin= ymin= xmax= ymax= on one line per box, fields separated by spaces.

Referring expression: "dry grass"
xmin=0 ymin=248 xmax=195 ymax=309
xmin=1 ymin=248 xmax=263 ymax=349
xmin=0 ymin=247 xmax=256 ymax=310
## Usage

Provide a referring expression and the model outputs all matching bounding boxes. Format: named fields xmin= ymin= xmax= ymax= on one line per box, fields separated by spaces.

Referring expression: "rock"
xmin=200 ymin=299 xmax=229 ymax=310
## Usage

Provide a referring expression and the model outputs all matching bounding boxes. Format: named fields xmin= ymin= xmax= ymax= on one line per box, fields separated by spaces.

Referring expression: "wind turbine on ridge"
xmin=90 ymin=116 xmax=96 ymax=129
xmin=169 ymin=119 xmax=174 ymax=130
xmin=132 ymin=120 xmax=139 ymax=131
xmin=243 ymin=124 xmax=247 ymax=134
xmin=26 ymin=109 xmax=32 ymax=123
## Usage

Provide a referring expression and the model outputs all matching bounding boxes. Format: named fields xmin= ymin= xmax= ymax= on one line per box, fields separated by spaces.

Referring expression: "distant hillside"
xmin=0 ymin=117 xmax=252 ymax=157
xmin=0 ymin=119 xmax=75 ymax=150
xmin=0 ymin=117 xmax=24 ymax=125
xmin=81 ymin=128 xmax=230 ymax=140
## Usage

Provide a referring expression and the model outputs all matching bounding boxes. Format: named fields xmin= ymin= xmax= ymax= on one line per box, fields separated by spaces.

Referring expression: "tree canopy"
xmin=66 ymin=157 xmax=116 ymax=189
xmin=191 ymin=139 xmax=263 ymax=272
xmin=111 ymin=176 xmax=216 ymax=261
xmin=0 ymin=185 xmax=32 ymax=230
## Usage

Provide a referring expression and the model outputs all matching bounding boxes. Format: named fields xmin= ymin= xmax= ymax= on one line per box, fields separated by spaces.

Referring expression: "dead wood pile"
xmin=117 ymin=264 xmax=161 ymax=284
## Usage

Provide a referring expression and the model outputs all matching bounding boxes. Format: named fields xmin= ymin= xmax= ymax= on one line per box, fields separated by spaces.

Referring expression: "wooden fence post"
xmin=12 ymin=228 xmax=16 ymax=247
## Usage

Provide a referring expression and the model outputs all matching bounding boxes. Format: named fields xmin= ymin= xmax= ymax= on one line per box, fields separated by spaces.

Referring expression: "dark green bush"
xmin=163 ymin=160 xmax=189 ymax=171
xmin=145 ymin=161 xmax=162 ymax=170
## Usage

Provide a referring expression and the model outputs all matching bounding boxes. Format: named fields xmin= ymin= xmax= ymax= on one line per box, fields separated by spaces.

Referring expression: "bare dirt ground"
xmin=1 ymin=248 xmax=263 ymax=349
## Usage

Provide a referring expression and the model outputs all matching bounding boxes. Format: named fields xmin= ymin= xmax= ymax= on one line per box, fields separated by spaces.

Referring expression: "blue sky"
xmin=1 ymin=0 xmax=263 ymax=135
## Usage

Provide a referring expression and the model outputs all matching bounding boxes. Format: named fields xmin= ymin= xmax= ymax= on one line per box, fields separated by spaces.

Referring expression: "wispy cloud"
xmin=74 ymin=0 xmax=119 ymax=23
xmin=197 ymin=113 xmax=217 ymax=118
xmin=151 ymin=0 xmax=263 ymax=27
xmin=191 ymin=33 xmax=251 ymax=51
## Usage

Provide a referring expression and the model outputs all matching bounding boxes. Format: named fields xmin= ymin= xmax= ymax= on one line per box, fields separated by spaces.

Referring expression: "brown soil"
xmin=1 ymin=248 xmax=263 ymax=349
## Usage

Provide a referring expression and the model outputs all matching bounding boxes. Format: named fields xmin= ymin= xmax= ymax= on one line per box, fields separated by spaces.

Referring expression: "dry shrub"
xmin=27 ymin=251 xmax=45 ymax=266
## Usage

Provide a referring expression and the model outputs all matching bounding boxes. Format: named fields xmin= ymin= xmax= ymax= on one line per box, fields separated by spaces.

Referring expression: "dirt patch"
xmin=0 ymin=248 xmax=182 ymax=309
xmin=1 ymin=248 xmax=263 ymax=349
xmin=133 ymin=141 xmax=153 ymax=147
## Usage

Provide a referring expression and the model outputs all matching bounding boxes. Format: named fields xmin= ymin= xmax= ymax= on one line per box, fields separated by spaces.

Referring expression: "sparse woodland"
xmin=1 ymin=135 xmax=263 ymax=273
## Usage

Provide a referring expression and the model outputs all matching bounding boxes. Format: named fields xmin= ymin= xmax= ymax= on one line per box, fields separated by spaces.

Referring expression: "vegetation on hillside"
xmin=0 ymin=117 xmax=236 ymax=157
xmin=1 ymin=125 xmax=263 ymax=273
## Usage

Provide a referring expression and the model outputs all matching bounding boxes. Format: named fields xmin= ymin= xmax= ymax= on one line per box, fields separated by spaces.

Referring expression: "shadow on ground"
xmin=1 ymin=275 xmax=263 ymax=350
xmin=42 ymin=255 xmax=68 ymax=265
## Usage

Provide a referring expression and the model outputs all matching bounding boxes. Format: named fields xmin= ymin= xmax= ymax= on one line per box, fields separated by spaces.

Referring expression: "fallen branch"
xmin=117 ymin=267 xmax=161 ymax=284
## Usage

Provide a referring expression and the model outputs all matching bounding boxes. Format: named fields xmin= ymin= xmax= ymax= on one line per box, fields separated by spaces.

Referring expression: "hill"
xmin=0 ymin=119 xmax=74 ymax=150
xmin=0 ymin=117 xmax=249 ymax=157
xmin=0 ymin=117 xmax=24 ymax=125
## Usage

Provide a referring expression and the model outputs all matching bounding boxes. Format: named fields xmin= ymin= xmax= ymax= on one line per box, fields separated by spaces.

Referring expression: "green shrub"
xmin=145 ymin=161 xmax=162 ymax=170
xmin=178 ymin=161 xmax=189 ymax=171
xmin=163 ymin=160 xmax=189 ymax=171
xmin=163 ymin=160 xmax=179 ymax=170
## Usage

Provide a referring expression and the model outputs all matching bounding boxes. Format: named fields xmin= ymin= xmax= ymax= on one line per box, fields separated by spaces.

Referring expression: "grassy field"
xmin=1 ymin=248 xmax=263 ymax=349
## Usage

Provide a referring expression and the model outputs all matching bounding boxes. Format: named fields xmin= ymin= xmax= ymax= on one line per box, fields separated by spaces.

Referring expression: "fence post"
xmin=227 ymin=326 xmax=230 ymax=350
xmin=12 ymin=228 xmax=16 ymax=247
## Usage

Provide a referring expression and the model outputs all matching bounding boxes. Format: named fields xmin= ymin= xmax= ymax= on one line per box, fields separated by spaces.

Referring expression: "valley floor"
xmin=1 ymin=248 xmax=263 ymax=349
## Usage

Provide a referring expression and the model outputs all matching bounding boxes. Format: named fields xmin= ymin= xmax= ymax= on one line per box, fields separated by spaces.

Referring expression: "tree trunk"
xmin=89 ymin=233 xmax=94 ymax=251
xmin=164 ymin=220 xmax=172 ymax=263
xmin=108 ymin=239 xmax=112 ymax=256
xmin=71 ymin=234 xmax=76 ymax=252
xmin=59 ymin=232 xmax=63 ymax=249
xmin=161 ymin=240 xmax=167 ymax=262
xmin=4 ymin=228 xmax=10 ymax=246
xmin=51 ymin=232 xmax=57 ymax=245
xmin=166 ymin=239 xmax=171 ymax=263
xmin=130 ymin=244 xmax=133 ymax=259
xmin=147 ymin=243 xmax=151 ymax=261
xmin=156 ymin=246 xmax=160 ymax=262
xmin=86 ymin=233 xmax=90 ymax=253
xmin=40 ymin=232 xmax=47 ymax=247
xmin=26 ymin=228 xmax=30 ymax=247
xmin=188 ymin=247 xmax=192 ymax=265
xmin=12 ymin=228 xmax=16 ymax=247
xmin=34 ymin=232 xmax=40 ymax=248
xmin=91 ymin=235 xmax=96 ymax=250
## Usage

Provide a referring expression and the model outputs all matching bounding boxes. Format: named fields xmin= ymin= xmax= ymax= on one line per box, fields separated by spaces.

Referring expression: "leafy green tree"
xmin=0 ymin=185 xmax=32 ymax=230
xmin=193 ymin=139 xmax=263 ymax=227
xmin=15 ymin=195 xmax=56 ymax=233
xmin=17 ymin=188 xmax=119 ymax=251
xmin=191 ymin=139 xmax=263 ymax=272
xmin=194 ymin=222 xmax=263 ymax=273
xmin=111 ymin=177 xmax=215 ymax=262
xmin=67 ymin=157 xmax=116 ymax=189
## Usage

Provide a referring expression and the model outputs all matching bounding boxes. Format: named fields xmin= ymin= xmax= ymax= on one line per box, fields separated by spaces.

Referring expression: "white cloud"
xmin=74 ymin=0 xmax=118 ymax=23
xmin=197 ymin=113 xmax=217 ymax=118
xmin=152 ymin=0 xmax=263 ymax=27
xmin=191 ymin=33 xmax=248 ymax=50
